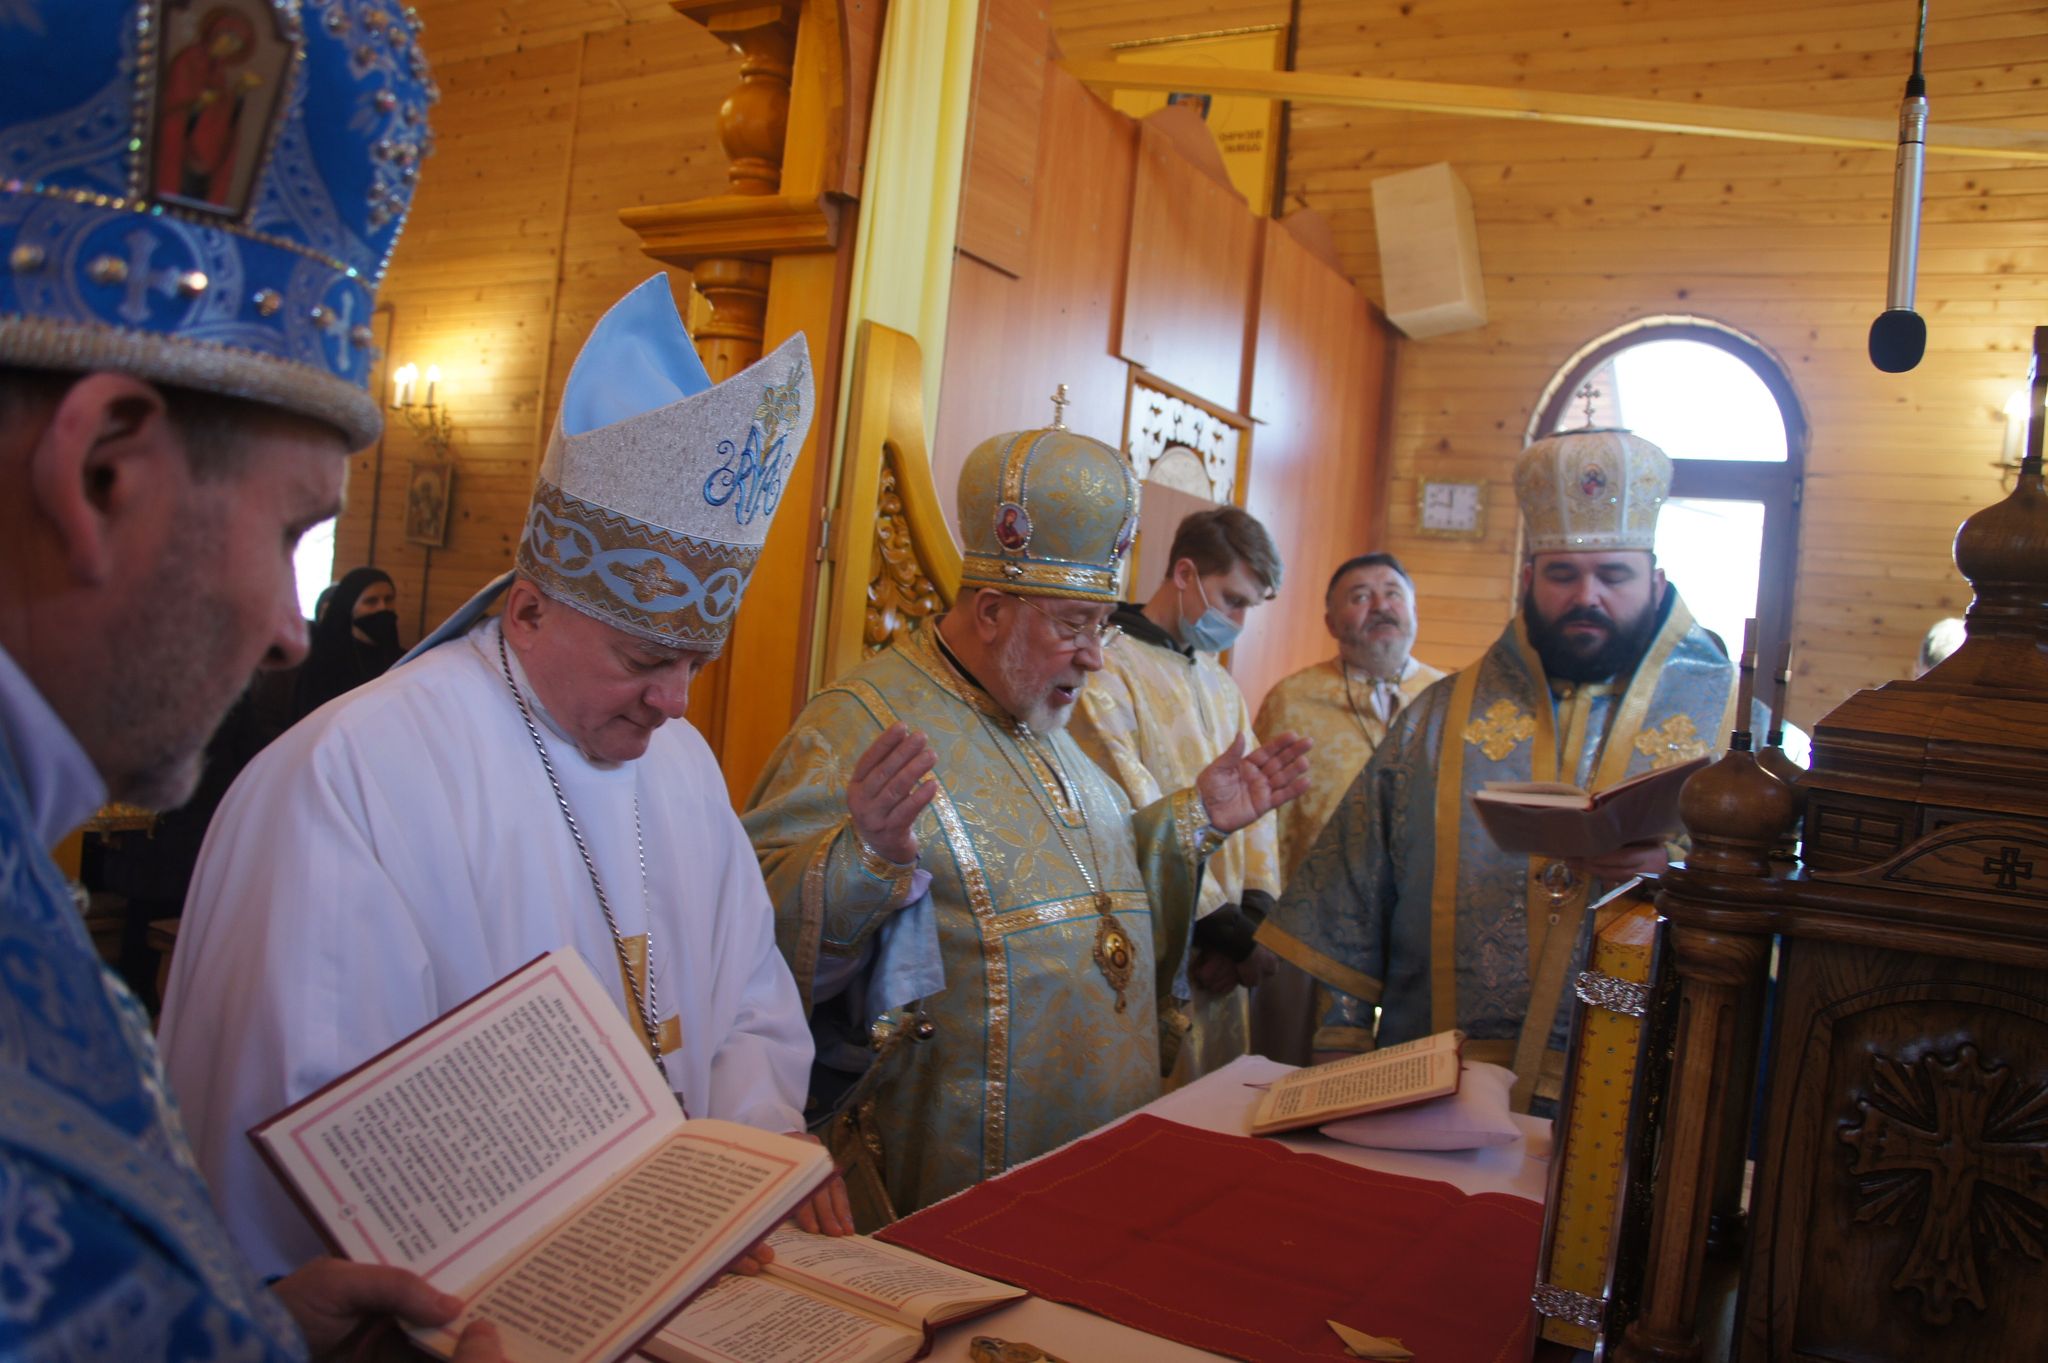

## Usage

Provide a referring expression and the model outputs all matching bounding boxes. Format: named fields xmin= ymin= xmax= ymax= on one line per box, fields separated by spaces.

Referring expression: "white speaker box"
xmin=1371 ymin=162 xmax=1487 ymax=339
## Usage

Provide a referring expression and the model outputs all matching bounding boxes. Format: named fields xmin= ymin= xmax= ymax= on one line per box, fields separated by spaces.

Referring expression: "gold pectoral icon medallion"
xmin=1092 ymin=898 xmax=1134 ymax=1012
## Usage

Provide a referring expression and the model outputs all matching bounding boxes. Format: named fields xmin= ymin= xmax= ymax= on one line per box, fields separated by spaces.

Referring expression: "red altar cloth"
xmin=879 ymin=1114 xmax=1543 ymax=1363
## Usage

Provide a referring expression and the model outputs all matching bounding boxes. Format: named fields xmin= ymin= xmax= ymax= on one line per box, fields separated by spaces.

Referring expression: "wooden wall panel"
xmin=1265 ymin=0 xmax=2048 ymax=732
xmin=937 ymin=50 xmax=1393 ymax=720
xmin=1117 ymin=119 xmax=1261 ymax=411
xmin=934 ymin=64 xmax=1141 ymax=522
xmin=957 ymin=0 xmax=1052 ymax=277
xmin=1236 ymin=222 xmax=1393 ymax=718
xmin=333 ymin=3 xmax=738 ymax=644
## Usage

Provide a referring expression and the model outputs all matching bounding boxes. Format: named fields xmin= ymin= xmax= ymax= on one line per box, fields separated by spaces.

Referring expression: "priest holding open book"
xmin=1256 ymin=426 xmax=1744 ymax=1113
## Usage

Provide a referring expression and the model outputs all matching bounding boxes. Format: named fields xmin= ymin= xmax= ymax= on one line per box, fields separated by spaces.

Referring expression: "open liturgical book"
xmin=250 ymin=950 xmax=833 ymax=1363
xmin=1250 ymin=1030 xmax=1465 ymax=1136
xmin=1470 ymin=753 xmax=1709 ymax=860
xmin=644 ymin=1225 xmax=1024 ymax=1363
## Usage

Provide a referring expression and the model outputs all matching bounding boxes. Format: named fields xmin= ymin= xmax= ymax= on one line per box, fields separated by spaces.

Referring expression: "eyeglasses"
xmin=1009 ymin=594 xmax=1122 ymax=650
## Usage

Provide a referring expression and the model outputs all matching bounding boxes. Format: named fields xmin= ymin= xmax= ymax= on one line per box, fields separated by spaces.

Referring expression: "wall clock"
xmin=1418 ymin=479 xmax=1486 ymax=538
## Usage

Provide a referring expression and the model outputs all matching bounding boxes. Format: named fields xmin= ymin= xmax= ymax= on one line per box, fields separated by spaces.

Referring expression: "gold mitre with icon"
xmin=515 ymin=275 xmax=813 ymax=650
xmin=1514 ymin=427 xmax=1672 ymax=554
xmin=957 ymin=388 xmax=1140 ymax=603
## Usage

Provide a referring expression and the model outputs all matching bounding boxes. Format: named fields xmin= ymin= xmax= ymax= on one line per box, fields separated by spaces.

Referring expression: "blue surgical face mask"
xmin=1180 ymin=575 xmax=1242 ymax=654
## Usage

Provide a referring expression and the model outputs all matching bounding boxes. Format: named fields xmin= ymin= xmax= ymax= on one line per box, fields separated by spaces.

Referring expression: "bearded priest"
xmin=161 ymin=277 xmax=841 ymax=1276
xmin=744 ymin=412 xmax=1311 ymax=1219
xmin=1256 ymin=428 xmax=1743 ymax=1114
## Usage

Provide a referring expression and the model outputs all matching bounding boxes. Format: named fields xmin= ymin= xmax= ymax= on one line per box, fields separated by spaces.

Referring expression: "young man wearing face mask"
xmin=1072 ymin=503 xmax=1288 ymax=1084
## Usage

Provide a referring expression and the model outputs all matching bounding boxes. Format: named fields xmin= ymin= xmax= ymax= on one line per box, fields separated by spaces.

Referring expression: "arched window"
xmin=1530 ymin=317 xmax=1806 ymax=677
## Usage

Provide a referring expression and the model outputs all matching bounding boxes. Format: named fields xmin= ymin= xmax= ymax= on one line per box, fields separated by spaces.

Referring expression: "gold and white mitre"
xmin=1513 ymin=427 xmax=1672 ymax=554
xmin=515 ymin=275 xmax=814 ymax=650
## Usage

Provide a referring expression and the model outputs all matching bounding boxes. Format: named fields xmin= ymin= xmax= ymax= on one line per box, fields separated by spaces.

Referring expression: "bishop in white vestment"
xmin=161 ymin=278 xmax=821 ymax=1276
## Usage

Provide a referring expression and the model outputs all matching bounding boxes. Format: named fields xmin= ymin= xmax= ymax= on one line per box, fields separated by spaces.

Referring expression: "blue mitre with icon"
xmin=956 ymin=389 xmax=1140 ymax=603
xmin=0 ymin=0 xmax=435 ymax=449
xmin=515 ymin=274 xmax=813 ymax=651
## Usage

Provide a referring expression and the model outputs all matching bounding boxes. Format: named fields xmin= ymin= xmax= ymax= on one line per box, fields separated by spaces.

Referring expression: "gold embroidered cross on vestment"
xmin=1464 ymin=698 xmax=1536 ymax=761
xmin=1633 ymin=713 xmax=1712 ymax=769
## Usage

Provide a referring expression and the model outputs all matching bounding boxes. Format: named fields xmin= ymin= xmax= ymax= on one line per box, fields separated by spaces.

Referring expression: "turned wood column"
xmin=671 ymin=2 xmax=799 ymax=379
xmin=690 ymin=257 xmax=774 ymax=381
xmin=1616 ymin=922 xmax=1770 ymax=1363
xmin=1619 ymin=721 xmax=1795 ymax=1363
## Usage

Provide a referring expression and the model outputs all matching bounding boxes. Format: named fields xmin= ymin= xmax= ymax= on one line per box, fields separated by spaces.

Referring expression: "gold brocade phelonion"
xmin=972 ymin=710 xmax=1135 ymax=1012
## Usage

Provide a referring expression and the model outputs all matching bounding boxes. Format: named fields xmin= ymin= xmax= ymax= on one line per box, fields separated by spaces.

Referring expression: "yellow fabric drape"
xmin=834 ymin=0 xmax=977 ymax=454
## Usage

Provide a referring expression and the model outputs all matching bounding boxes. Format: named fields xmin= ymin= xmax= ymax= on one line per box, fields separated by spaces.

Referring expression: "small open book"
xmin=1471 ymin=753 xmax=1710 ymax=859
xmin=250 ymin=950 xmax=832 ymax=1363
xmin=1250 ymin=1030 xmax=1466 ymax=1136
xmin=645 ymin=1225 xmax=1024 ymax=1363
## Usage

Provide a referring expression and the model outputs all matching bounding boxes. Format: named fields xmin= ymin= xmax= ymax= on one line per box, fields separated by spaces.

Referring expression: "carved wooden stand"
xmin=1619 ymin=330 xmax=2048 ymax=1362
xmin=620 ymin=0 xmax=873 ymax=798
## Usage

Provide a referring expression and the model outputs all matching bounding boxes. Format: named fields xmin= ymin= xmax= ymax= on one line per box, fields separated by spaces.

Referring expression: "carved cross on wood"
xmin=1983 ymin=845 xmax=2035 ymax=892
xmin=1839 ymin=1045 xmax=2048 ymax=1325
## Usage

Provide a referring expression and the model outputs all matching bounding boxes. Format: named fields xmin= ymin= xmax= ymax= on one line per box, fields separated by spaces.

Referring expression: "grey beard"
xmin=1351 ymin=634 xmax=1410 ymax=679
xmin=995 ymin=627 xmax=1076 ymax=733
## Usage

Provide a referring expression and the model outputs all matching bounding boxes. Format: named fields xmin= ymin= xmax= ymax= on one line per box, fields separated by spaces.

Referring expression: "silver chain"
xmin=495 ymin=628 xmax=671 ymax=1089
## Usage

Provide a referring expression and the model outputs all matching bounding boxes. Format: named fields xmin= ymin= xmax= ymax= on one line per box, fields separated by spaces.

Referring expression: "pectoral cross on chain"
xmin=616 ymin=934 xmax=683 ymax=1056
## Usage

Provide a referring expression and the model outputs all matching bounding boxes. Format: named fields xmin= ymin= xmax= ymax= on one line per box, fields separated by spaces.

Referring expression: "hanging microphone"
xmin=1869 ymin=2 xmax=1930 ymax=373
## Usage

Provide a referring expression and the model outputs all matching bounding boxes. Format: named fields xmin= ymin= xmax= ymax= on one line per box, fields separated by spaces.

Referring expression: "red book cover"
xmin=878 ymin=1114 xmax=1542 ymax=1363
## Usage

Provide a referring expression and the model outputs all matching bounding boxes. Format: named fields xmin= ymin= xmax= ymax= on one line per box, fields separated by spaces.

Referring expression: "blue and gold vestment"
xmin=1257 ymin=594 xmax=1738 ymax=1111
xmin=744 ymin=625 xmax=1205 ymax=1215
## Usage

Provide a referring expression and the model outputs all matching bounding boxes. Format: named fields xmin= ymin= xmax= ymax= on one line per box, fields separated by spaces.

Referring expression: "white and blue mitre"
xmin=0 ymin=0 xmax=437 ymax=448
xmin=515 ymin=274 xmax=814 ymax=651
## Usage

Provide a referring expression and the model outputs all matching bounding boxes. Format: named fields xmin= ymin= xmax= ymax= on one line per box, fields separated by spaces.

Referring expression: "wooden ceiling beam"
xmin=1063 ymin=59 xmax=2048 ymax=163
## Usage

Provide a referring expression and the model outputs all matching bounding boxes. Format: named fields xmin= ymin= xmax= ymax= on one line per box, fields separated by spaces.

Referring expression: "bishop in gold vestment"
xmin=745 ymin=420 xmax=1309 ymax=1215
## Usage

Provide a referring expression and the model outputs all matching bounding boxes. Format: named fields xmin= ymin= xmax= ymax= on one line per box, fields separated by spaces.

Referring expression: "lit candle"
xmin=391 ymin=362 xmax=416 ymax=409
xmin=424 ymin=364 xmax=440 ymax=408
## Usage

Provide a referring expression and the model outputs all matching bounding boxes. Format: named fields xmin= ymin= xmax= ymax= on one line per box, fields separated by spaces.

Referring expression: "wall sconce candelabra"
xmin=390 ymin=361 xmax=454 ymax=457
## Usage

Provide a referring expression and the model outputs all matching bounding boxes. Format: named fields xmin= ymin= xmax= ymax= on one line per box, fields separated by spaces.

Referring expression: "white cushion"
xmin=1317 ymin=1061 xmax=1521 ymax=1151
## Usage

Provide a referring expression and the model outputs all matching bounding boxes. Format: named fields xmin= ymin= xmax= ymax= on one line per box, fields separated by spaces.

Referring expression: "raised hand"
xmin=1195 ymin=732 xmax=1313 ymax=835
xmin=847 ymin=723 xmax=938 ymax=865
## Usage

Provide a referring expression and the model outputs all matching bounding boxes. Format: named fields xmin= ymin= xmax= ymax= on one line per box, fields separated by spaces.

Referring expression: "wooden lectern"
xmin=1618 ymin=329 xmax=2048 ymax=1363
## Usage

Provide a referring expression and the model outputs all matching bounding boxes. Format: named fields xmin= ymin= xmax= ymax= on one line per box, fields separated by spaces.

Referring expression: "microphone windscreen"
xmin=1869 ymin=309 xmax=1927 ymax=373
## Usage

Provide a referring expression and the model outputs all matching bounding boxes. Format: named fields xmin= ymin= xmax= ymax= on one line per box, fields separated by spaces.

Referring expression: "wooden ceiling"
xmin=1051 ymin=0 xmax=2048 ymax=726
